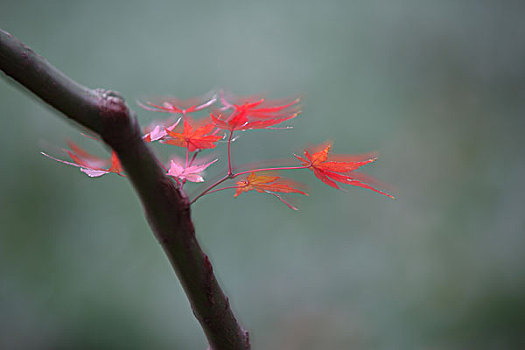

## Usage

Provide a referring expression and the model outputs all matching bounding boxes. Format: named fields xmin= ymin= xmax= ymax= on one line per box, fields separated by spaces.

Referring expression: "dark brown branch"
xmin=0 ymin=29 xmax=250 ymax=350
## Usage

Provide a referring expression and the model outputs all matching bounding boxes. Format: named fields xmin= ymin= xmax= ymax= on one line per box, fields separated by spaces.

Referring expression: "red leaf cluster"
xmin=44 ymin=91 xmax=393 ymax=210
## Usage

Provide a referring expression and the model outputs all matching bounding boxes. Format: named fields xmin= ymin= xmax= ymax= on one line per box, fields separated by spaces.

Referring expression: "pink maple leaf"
xmin=167 ymin=157 xmax=218 ymax=183
xmin=142 ymin=118 xmax=181 ymax=143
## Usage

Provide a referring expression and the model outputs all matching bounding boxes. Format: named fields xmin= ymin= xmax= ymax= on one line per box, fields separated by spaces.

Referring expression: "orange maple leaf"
xmin=234 ymin=172 xmax=307 ymax=210
xmin=163 ymin=118 xmax=222 ymax=152
xmin=295 ymin=143 xmax=394 ymax=198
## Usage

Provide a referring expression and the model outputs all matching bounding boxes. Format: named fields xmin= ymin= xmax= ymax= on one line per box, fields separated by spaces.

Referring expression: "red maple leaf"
xmin=231 ymin=98 xmax=300 ymax=119
xmin=211 ymin=97 xmax=300 ymax=131
xmin=42 ymin=141 xmax=123 ymax=177
xmin=295 ymin=143 xmax=394 ymax=198
xmin=138 ymin=94 xmax=217 ymax=115
xmin=234 ymin=172 xmax=308 ymax=210
xmin=162 ymin=118 xmax=223 ymax=152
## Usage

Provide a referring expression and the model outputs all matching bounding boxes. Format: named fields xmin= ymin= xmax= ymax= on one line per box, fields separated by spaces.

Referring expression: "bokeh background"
xmin=1 ymin=0 xmax=524 ymax=349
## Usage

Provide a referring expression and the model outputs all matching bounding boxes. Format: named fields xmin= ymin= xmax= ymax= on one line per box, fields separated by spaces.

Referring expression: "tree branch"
xmin=0 ymin=29 xmax=250 ymax=350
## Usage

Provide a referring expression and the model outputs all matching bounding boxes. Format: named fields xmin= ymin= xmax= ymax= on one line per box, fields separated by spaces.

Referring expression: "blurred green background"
xmin=1 ymin=0 xmax=524 ymax=349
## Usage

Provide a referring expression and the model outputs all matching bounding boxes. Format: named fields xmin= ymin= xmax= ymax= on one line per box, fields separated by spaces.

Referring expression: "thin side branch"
xmin=0 ymin=29 xmax=249 ymax=350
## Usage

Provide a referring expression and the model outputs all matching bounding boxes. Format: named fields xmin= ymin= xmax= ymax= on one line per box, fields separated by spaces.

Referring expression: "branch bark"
xmin=0 ymin=29 xmax=250 ymax=350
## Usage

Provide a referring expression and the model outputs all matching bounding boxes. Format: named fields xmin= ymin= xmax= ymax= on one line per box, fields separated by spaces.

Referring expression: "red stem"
xmin=190 ymin=174 xmax=232 ymax=204
xmin=185 ymin=143 xmax=190 ymax=168
xmin=206 ymin=185 xmax=243 ymax=195
xmin=180 ymin=143 xmax=192 ymax=190
xmin=227 ymin=131 xmax=234 ymax=175
xmin=188 ymin=151 xmax=199 ymax=167
xmin=233 ymin=165 xmax=310 ymax=178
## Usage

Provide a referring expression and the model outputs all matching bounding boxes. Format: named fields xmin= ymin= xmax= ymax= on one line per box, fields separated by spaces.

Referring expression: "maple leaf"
xmin=211 ymin=96 xmax=300 ymax=132
xmin=295 ymin=143 xmax=394 ymax=198
xmin=65 ymin=140 xmax=107 ymax=168
xmin=230 ymin=98 xmax=300 ymax=119
xmin=162 ymin=118 xmax=223 ymax=152
xmin=234 ymin=172 xmax=308 ymax=210
xmin=218 ymin=91 xmax=301 ymax=117
xmin=142 ymin=118 xmax=180 ymax=143
xmin=167 ymin=157 xmax=217 ymax=183
xmin=138 ymin=94 xmax=217 ymax=115
xmin=42 ymin=141 xmax=123 ymax=177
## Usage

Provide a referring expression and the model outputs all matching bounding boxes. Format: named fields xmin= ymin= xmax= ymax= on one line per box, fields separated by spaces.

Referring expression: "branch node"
xmin=95 ymin=88 xmax=141 ymax=150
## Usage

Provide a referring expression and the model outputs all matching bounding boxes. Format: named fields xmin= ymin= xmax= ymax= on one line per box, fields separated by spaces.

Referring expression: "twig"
xmin=0 ymin=29 xmax=250 ymax=350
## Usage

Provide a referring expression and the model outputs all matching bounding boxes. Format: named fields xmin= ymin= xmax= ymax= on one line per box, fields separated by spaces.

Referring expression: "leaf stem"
xmin=206 ymin=185 xmax=243 ymax=195
xmin=233 ymin=165 xmax=310 ymax=178
xmin=185 ymin=143 xmax=190 ymax=168
xmin=188 ymin=150 xmax=199 ymax=167
xmin=179 ymin=145 xmax=191 ymax=190
xmin=190 ymin=174 xmax=232 ymax=204
xmin=227 ymin=131 xmax=234 ymax=175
